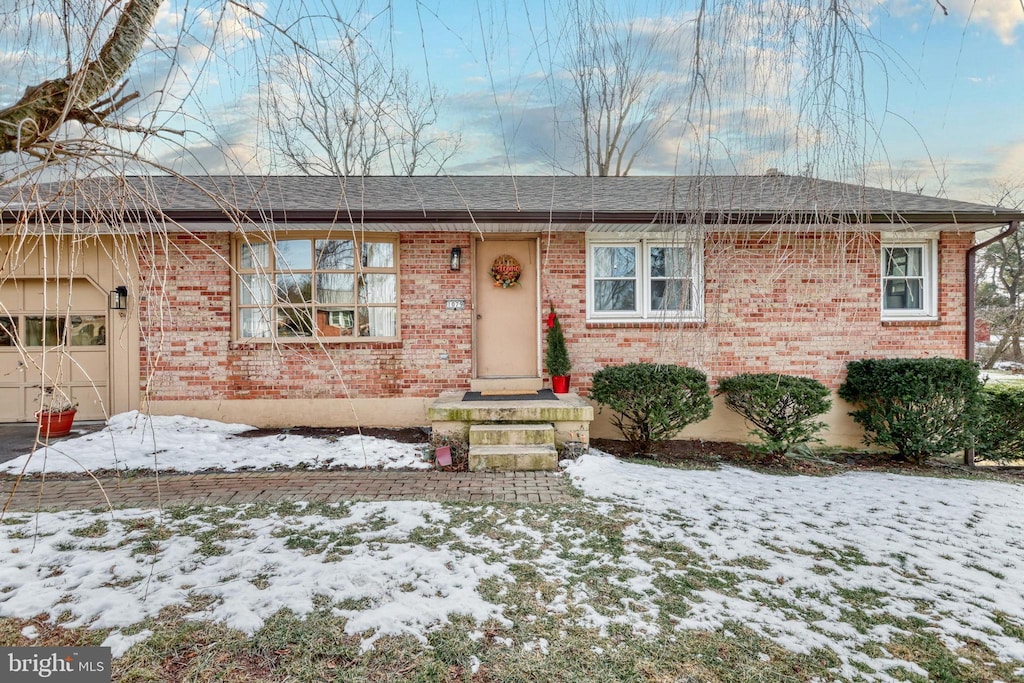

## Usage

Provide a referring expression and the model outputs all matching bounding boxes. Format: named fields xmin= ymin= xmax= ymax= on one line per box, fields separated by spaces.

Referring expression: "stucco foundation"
xmin=588 ymin=392 xmax=866 ymax=448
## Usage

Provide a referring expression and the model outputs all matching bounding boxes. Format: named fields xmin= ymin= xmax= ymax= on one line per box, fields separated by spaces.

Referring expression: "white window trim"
xmin=586 ymin=234 xmax=704 ymax=323
xmin=880 ymin=236 xmax=938 ymax=321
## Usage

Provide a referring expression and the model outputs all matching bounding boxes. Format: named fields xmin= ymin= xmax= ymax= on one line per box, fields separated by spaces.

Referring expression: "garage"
xmin=0 ymin=278 xmax=110 ymax=422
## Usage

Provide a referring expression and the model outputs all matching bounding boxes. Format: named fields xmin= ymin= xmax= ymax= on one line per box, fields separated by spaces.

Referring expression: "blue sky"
xmin=6 ymin=0 xmax=1021 ymax=203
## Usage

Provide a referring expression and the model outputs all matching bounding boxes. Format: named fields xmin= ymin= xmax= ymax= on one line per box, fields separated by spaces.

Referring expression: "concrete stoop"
xmin=428 ymin=391 xmax=594 ymax=472
xmin=468 ymin=423 xmax=558 ymax=472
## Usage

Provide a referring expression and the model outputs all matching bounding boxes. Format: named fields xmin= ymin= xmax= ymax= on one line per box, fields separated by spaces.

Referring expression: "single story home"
xmin=1 ymin=175 xmax=1020 ymax=450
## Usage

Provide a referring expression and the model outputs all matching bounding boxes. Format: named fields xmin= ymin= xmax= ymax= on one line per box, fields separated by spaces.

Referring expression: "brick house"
xmin=1 ymin=175 xmax=1020 ymax=449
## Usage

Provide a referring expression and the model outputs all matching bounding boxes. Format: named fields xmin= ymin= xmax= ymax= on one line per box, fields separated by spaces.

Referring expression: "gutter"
xmin=964 ymin=220 xmax=1017 ymax=467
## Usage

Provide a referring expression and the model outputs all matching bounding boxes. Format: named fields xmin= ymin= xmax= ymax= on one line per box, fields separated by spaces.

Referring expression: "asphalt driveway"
xmin=0 ymin=422 xmax=105 ymax=464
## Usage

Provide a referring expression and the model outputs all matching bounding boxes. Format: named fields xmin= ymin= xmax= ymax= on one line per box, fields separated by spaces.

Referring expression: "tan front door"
xmin=0 ymin=279 xmax=110 ymax=421
xmin=475 ymin=238 xmax=539 ymax=378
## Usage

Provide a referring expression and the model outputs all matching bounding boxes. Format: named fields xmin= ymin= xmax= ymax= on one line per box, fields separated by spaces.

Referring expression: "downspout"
xmin=964 ymin=219 xmax=1018 ymax=466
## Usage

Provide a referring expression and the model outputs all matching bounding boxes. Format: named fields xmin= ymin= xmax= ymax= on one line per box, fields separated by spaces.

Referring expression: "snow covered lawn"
xmin=1 ymin=412 xmax=431 ymax=473
xmin=2 ymin=436 xmax=1023 ymax=680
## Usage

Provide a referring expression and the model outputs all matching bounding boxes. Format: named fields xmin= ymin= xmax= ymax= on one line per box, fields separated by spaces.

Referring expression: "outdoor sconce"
xmin=109 ymin=285 xmax=128 ymax=311
xmin=449 ymin=247 xmax=462 ymax=271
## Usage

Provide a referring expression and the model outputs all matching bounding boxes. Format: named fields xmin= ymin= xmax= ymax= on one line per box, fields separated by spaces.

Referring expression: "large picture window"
xmin=587 ymin=237 xmax=703 ymax=321
xmin=236 ymin=236 xmax=398 ymax=340
xmin=881 ymin=239 xmax=937 ymax=320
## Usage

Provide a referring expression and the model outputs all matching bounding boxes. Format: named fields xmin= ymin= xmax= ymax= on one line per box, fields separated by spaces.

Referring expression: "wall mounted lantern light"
xmin=449 ymin=247 xmax=462 ymax=271
xmin=109 ymin=286 xmax=128 ymax=311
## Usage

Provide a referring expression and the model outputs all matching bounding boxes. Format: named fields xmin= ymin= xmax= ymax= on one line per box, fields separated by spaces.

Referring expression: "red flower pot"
xmin=551 ymin=375 xmax=571 ymax=394
xmin=36 ymin=408 xmax=77 ymax=438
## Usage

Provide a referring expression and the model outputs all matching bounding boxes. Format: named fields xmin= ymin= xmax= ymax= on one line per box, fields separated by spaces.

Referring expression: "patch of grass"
xmin=124 ymin=517 xmax=174 ymax=557
xmin=992 ymin=611 xmax=1024 ymax=641
xmin=193 ymin=521 xmax=248 ymax=557
xmin=808 ymin=541 xmax=872 ymax=570
xmin=723 ymin=555 xmax=771 ymax=570
xmin=965 ymin=562 xmax=1006 ymax=581
xmin=882 ymin=630 xmax=1023 ymax=683
xmin=0 ymin=616 xmax=107 ymax=648
xmin=5 ymin=529 xmax=55 ymax=540
xmin=835 ymin=585 xmax=888 ymax=608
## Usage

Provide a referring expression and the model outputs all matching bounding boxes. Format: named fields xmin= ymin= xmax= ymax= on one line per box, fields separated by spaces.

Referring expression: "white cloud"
xmin=943 ymin=0 xmax=1024 ymax=44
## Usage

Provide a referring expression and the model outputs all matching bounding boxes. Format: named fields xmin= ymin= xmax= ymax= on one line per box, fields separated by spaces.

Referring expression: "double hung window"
xmin=881 ymin=239 xmax=936 ymax=320
xmin=587 ymin=237 xmax=703 ymax=321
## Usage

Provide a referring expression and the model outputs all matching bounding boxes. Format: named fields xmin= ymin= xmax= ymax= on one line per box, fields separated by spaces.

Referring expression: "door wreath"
xmin=490 ymin=254 xmax=522 ymax=288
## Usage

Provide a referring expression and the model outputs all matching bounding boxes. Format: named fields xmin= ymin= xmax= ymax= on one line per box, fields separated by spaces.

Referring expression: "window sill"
xmin=880 ymin=318 xmax=940 ymax=326
xmin=230 ymin=338 xmax=403 ymax=350
xmin=586 ymin=319 xmax=705 ymax=329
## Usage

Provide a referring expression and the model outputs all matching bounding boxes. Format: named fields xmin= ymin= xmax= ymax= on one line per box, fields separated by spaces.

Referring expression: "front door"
xmin=474 ymin=238 xmax=539 ymax=378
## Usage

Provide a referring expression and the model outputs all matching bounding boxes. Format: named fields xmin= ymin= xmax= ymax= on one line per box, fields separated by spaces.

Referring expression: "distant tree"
xmin=563 ymin=1 xmax=679 ymax=176
xmin=976 ymin=184 xmax=1024 ymax=366
xmin=264 ymin=31 xmax=461 ymax=176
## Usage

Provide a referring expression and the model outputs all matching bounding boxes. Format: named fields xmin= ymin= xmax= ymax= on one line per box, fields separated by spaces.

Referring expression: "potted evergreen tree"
xmin=36 ymin=387 xmax=78 ymax=438
xmin=545 ymin=311 xmax=572 ymax=393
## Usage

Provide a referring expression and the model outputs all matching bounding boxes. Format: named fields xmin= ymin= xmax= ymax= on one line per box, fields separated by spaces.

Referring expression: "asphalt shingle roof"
xmin=3 ymin=175 xmax=1021 ymax=227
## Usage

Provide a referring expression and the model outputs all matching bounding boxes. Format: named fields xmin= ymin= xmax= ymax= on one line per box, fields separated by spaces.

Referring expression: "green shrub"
xmin=717 ymin=373 xmax=831 ymax=455
xmin=837 ymin=358 xmax=984 ymax=464
xmin=590 ymin=363 xmax=712 ymax=454
xmin=975 ymin=384 xmax=1024 ymax=462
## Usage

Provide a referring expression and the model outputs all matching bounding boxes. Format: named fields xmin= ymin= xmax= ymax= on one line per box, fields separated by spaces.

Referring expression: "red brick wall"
xmin=139 ymin=229 xmax=970 ymax=401
xmin=541 ymin=230 xmax=971 ymax=392
xmin=139 ymin=231 xmax=474 ymax=401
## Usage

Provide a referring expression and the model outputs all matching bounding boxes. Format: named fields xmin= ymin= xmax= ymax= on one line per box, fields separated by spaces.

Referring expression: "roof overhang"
xmin=2 ymin=209 xmax=1020 ymax=234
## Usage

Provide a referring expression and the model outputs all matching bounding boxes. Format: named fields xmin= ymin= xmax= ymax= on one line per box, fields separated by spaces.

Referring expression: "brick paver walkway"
xmin=0 ymin=470 xmax=573 ymax=512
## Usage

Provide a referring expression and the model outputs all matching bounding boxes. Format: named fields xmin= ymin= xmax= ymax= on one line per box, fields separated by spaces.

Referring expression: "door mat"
xmin=462 ymin=389 xmax=558 ymax=402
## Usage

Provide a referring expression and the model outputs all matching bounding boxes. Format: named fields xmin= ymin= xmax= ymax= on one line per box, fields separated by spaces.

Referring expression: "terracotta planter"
xmin=36 ymin=408 xmax=77 ymax=438
xmin=551 ymin=375 xmax=571 ymax=394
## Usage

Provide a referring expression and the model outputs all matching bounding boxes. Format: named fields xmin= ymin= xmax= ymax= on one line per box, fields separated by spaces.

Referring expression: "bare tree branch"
xmin=0 ymin=0 xmax=162 ymax=156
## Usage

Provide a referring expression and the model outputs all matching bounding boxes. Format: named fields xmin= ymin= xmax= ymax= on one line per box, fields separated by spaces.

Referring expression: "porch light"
xmin=109 ymin=286 xmax=128 ymax=310
xmin=449 ymin=247 xmax=462 ymax=271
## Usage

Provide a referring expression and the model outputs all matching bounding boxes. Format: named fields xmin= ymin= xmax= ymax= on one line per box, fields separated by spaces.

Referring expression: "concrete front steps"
xmin=469 ymin=423 xmax=558 ymax=471
xmin=428 ymin=391 xmax=594 ymax=472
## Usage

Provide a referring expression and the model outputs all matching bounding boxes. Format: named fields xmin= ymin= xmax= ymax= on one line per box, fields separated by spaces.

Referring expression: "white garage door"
xmin=0 ymin=279 xmax=109 ymax=422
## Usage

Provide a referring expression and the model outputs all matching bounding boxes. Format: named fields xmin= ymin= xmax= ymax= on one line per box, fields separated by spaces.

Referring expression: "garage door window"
xmin=3 ymin=315 xmax=106 ymax=347
xmin=0 ymin=317 xmax=14 ymax=346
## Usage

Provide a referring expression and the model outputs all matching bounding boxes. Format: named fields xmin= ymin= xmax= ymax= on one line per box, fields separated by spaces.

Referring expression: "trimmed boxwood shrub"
xmin=975 ymin=384 xmax=1024 ymax=462
xmin=717 ymin=373 xmax=831 ymax=455
xmin=590 ymin=363 xmax=712 ymax=455
xmin=837 ymin=358 xmax=983 ymax=464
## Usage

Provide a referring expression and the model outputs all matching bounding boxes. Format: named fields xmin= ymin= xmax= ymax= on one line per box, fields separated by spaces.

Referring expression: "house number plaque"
xmin=446 ymin=299 xmax=465 ymax=310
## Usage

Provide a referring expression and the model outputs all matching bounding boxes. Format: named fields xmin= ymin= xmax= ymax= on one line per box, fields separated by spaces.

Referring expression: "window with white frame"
xmin=587 ymin=237 xmax=703 ymax=321
xmin=881 ymin=239 xmax=937 ymax=319
xmin=235 ymin=235 xmax=398 ymax=340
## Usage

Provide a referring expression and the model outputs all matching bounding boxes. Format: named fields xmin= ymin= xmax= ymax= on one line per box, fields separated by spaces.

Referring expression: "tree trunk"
xmin=0 ymin=0 xmax=162 ymax=155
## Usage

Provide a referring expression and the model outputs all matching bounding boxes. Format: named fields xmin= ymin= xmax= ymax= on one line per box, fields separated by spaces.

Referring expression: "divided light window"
xmin=881 ymin=240 xmax=936 ymax=319
xmin=236 ymin=236 xmax=398 ymax=340
xmin=588 ymin=239 xmax=703 ymax=321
